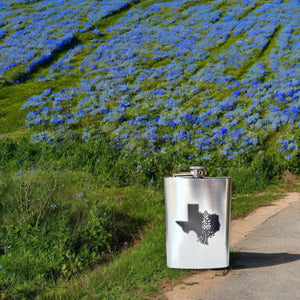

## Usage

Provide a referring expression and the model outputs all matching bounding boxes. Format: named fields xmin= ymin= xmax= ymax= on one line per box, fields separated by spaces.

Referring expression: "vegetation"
xmin=0 ymin=0 xmax=299 ymax=298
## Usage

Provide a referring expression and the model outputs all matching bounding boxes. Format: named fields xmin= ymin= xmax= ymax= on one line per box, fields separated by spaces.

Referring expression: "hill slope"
xmin=1 ymin=0 xmax=299 ymax=166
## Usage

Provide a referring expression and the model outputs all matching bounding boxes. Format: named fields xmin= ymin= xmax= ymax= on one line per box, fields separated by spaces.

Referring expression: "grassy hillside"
xmin=0 ymin=0 xmax=300 ymax=298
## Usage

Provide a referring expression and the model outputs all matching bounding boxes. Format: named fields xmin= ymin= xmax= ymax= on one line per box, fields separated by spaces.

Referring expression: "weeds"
xmin=0 ymin=167 xmax=147 ymax=298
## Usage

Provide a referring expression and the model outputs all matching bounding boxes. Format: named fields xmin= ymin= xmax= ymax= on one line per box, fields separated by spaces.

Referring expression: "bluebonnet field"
xmin=3 ymin=0 xmax=296 ymax=165
xmin=0 ymin=0 xmax=135 ymax=81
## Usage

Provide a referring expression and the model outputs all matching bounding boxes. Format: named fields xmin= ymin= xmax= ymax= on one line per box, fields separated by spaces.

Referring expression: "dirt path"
xmin=162 ymin=192 xmax=300 ymax=300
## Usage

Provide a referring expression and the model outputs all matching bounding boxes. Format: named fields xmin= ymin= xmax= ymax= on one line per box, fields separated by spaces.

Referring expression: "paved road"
xmin=204 ymin=200 xmax=300 ymax=300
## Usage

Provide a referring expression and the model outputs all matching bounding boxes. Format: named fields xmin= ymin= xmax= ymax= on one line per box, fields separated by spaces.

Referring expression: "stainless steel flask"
xmin=164 ymin=166 xmax=232 ymax=269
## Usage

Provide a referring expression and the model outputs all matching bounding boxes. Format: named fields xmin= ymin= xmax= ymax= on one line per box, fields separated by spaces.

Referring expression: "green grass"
xmin=42 ymin=220 xmax=185 ymax=299
xmin=231 ymin=192 xmax=285 ymax=219
xmin=0 ymin=76 xmax=81 ymax=137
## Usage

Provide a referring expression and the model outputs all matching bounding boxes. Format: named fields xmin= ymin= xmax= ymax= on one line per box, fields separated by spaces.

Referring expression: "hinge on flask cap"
xmin=190 ymin=166 xmax=207 ymax=178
